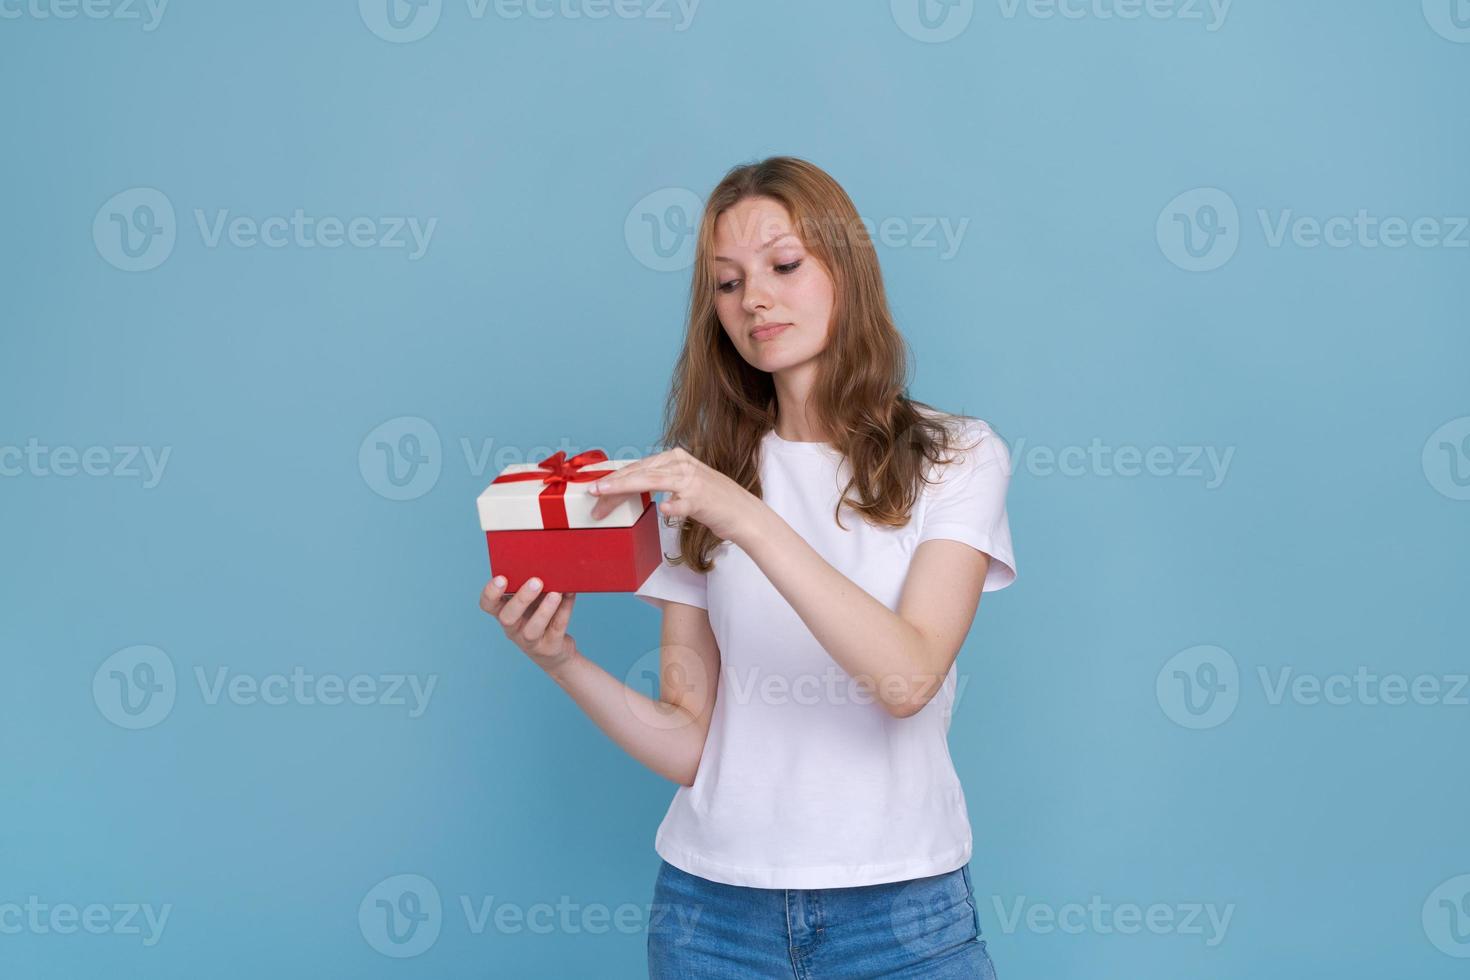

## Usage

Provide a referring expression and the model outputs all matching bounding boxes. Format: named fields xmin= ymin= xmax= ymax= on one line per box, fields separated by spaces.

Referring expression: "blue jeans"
xmin=647 ymin=859 xmax=998 ymax=979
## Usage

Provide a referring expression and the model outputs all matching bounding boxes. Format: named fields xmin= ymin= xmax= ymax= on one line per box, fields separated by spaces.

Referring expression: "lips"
xmin=751 ymin=322 xmax=791 ymax=341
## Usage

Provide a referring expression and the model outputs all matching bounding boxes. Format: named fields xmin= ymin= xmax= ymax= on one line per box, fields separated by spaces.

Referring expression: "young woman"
xmin=479 ymin=157 xmax=1016 ymax=978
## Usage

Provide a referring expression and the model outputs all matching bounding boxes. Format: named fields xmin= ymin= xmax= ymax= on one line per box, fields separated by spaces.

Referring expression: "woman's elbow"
xmin=886 ymin=691 xmax=930 ymax=719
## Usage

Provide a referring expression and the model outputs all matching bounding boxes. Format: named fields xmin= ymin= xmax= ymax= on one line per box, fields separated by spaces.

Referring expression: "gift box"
xmin=476 ymin=449 xmax=662 ymax=593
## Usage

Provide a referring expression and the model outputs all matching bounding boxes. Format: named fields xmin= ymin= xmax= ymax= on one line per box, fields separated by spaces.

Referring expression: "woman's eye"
xmin=716 ymin=260 xmax=800 ymax=294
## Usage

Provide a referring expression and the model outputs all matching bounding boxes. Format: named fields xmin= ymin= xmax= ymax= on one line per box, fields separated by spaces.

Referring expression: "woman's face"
xmin=711 ymin=196 xmax=835 ymax=376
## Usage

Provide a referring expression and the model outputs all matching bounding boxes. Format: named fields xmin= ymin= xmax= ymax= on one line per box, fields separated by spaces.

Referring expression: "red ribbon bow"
xmin=490 ymin=449 xmax=647 ymax=529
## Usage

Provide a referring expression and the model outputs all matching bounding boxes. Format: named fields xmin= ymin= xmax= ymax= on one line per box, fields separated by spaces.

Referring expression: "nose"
xmin=740 ymin=270 xmax=772 ymax=315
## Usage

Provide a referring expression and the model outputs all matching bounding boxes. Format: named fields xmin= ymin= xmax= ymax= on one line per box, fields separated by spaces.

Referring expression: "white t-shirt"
xmin=634 ymin=414 xmax=1017 ymax=889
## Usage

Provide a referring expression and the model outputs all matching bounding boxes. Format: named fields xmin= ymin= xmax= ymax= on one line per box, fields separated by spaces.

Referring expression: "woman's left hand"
xmin=588 ymin=448 xmax=764 ymax=545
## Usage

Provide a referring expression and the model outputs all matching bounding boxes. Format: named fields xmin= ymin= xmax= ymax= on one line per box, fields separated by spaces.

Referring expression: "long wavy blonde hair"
xmin=662 ymin=156 xmax=979 ymax=571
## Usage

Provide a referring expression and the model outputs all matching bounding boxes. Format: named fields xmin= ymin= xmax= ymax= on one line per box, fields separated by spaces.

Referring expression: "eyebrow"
xmin=714 ymin=232 xmax=797 ymax=262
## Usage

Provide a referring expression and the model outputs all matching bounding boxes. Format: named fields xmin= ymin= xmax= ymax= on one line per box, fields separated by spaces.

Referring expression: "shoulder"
xmin=912 ymin=403 xmax=990 ymax=436
xmin=913 ymin=407 xmax=1009 ymax=475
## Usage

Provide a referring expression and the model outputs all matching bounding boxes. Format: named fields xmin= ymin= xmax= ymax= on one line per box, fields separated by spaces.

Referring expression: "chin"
xmin=755 ymin=350 xmax=816 ymax=375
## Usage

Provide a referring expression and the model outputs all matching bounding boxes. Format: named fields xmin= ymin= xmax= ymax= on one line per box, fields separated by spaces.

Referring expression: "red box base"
xmin=485 ymin=502 xmax=662 ymax=593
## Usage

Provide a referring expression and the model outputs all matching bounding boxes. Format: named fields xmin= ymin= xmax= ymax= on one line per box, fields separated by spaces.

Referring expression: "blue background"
xmin=3 ymin=1 xmax=1468 ymax=977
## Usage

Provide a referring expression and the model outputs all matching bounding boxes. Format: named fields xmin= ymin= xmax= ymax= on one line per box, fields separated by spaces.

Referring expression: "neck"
xmin=771 ymin=361 xmax=826 ymax=442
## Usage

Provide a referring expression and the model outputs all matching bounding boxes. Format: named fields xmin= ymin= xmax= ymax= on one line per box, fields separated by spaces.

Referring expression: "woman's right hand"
xmin=479 ymin=576 xmax=580 ymax=673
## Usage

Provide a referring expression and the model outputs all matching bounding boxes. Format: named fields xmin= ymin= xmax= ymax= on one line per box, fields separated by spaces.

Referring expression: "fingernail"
xmin=526 ymin=578 xmax=542 ymax=591
xmin=493 ymin=576 xmax=506 ymax=588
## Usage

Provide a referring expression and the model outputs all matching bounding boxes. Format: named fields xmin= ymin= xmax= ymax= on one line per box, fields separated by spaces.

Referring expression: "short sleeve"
xmin=634 ymin=512 xmax=709 ymax=610
xmin=916 ymin=419 xmax=1018 ymax=592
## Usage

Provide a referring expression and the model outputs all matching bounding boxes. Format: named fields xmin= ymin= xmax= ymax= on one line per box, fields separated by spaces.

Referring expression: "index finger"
xmin=590 ymin=463 xmax=677 ymax=498
xmin=588 ymin=449 xmax=680 ymax=491
xmin=479 ymin=575 xmax=509 ymax=612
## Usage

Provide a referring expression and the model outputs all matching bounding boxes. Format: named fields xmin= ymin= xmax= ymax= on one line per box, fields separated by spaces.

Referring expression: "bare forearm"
xmin=541 ymin=652 xmax=706 ymax=786
xmin=736 ymin=508 xmax=935 ymax=712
